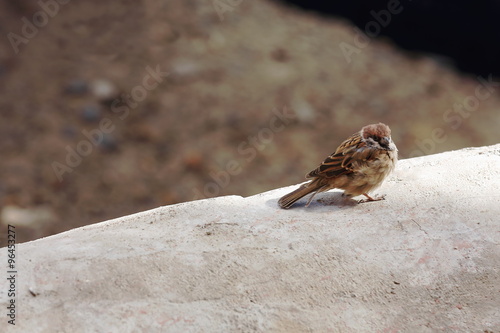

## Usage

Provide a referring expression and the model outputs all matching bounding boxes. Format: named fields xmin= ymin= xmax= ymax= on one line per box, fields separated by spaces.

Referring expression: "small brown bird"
xmin=278 ymin=123 xmax=397 ymax=209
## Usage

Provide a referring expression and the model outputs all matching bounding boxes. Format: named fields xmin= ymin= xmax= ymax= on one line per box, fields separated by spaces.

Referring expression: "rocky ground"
xmin=0 ymin=0 xmax=499 ymax=242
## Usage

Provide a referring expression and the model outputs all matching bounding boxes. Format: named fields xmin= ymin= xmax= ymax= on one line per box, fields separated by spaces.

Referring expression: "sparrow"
xmin=278 ymin=123 xmax=397 ymax=209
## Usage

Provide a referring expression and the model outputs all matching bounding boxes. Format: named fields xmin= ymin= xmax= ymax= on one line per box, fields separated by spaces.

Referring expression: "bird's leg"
xmin=358 ymin=193 xmax=386 ymax=203
xmin=305 ymin=191 xmax=320 ymax=207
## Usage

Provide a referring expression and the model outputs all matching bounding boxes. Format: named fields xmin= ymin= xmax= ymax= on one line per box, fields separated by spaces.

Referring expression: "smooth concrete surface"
xmin=1 ymin=144 xmax=500 ymax=332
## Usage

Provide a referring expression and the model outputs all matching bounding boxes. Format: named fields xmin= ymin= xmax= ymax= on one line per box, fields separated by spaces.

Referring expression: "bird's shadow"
xmin=266 ymin=190 xmax=359 ymax=211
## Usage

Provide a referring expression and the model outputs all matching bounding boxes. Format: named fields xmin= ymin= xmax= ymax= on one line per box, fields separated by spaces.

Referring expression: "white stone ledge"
xmin=2 ymin=144 xmax=500 ymax=332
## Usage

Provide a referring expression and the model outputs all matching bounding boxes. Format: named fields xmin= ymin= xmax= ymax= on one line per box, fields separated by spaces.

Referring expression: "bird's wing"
xmin=306 ymin=132 xmax=373 ymax=179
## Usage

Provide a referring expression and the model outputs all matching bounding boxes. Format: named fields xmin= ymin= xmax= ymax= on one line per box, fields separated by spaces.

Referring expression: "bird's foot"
xmin=357 ymin=193 xmax=386 ymax=203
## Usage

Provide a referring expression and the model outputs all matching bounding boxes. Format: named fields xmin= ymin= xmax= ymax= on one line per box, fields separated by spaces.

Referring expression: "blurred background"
xmin=0 ymin=0 xmax=499 ymax=243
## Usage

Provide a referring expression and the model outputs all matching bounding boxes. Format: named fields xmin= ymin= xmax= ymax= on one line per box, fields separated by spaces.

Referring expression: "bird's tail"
xmin=278 ymin=181 xmax=324 ymax=209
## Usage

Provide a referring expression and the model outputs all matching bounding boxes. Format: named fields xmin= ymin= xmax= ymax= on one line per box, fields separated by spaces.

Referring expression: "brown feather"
xmin=306 ymin=132 xmax=364 ymax=179
xmin=278 ymin=178 xmax=326 ymax=209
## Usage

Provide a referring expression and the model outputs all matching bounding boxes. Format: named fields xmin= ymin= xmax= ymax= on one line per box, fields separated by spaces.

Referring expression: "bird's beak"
xmin=381 ymin=136 xmax=393 ymax=149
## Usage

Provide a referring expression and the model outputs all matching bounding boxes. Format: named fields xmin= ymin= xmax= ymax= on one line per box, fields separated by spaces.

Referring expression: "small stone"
xmin=183 ymin=151 xmax=204 ymax=172
xmin=1 ymin=206 xmax=55 ymax=228
xmin=99 ymin=133 xmax=118 ymax=151
xmin=291 ymin=98 xmax=315 ymax=124
xmin=90 ymin=79 xmax=118 ymax=101
xmin=29 ymin=288 xmax=40 ymax=297
xmin=80 ymin=104 xmax=102 ymax=122
xmin=171 ymin=60 xmax=201 ymax=78
xmin=65 ymin=79 xmax=89 ymax=95
xmin=270 ymin=48 xmax=289 ymax=62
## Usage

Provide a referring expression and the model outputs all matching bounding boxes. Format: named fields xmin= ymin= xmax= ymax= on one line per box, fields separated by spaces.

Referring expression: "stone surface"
xmin=2 ymin=144 xmax=500 ymax=332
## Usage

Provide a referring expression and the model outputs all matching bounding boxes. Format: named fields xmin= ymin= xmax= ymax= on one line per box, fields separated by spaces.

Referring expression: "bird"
xmin=278 ymin=123 xmax=397 ymax=209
